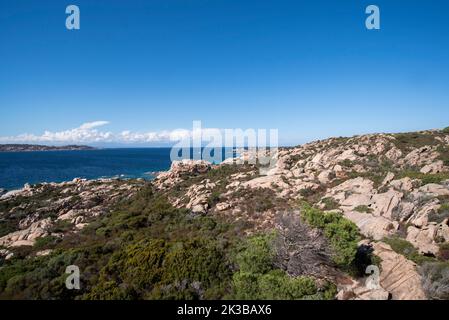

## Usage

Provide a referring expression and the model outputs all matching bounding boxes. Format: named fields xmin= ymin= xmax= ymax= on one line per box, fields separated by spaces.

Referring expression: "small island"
xmin=0 ymin=144 xmax=96 ymax=152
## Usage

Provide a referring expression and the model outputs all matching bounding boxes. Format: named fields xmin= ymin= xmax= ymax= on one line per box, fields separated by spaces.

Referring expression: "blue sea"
xmin=0 ymin=148 xmax=175 ymax=191
xmin=0 ymin=147 xmax=237 ymax=191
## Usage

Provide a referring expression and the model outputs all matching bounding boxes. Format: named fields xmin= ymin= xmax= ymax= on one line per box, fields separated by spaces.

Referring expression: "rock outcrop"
xmin=2 ymin=128 xmax=449 ymax=300
xmin=372 ymin=242 xmax=427 ymax=300
xmin=0 ymin=178 xmax=143 ymax=247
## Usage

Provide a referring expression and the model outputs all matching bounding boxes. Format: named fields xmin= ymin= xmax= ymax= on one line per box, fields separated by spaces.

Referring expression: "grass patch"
xmin=340 ymin=159 xmax=355 ymax=168
xmin=382 ymin=236 xmax=436 ymax=265
xmin=321 ymin=197 xmax=340 ymax=211
xmin=392 ymin=132 xmax=437 ymax=151
xmin=354 ymin=205 xmax=373 ymax=214
xmin=400 ymin=171 xmax=449 ymax=185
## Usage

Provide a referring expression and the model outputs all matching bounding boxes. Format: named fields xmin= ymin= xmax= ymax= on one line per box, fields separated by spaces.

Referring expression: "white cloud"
xmin=79 ymin=121 xmax=110 ymax=130
xmin=0 ymin=121 xmax=114 ymax=144
xmin=0 ymin=121 xmax=222 ymax=145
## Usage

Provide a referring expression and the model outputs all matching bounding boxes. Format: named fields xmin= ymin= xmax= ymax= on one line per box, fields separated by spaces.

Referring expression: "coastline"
xmin=0 ymin=144 xmax=96 ymax=152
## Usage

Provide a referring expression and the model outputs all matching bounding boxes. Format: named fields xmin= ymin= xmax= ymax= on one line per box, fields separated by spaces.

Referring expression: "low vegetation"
xmin=382 ymin=236 xmax=436 ymax=265
xmin=0 ymin=185 xmax=336 ymax=300
xmin=300 ymin=203 xmax=360 ymax=268
xmin=400 ymin=171 xmax=449 ymax=185
xmin=232 ymin=234 xmax=336 ymax=300
xmin=354 ymin=205 xmax=373 ymax=214
xmin=420 ymin=261 xmax=449 ymax=300
xmin=392 ymin=132 xmax=438 ymax=151
xmin=321 ymin=197 xmax=339 ymax=210
xmin=428 ymin=203 xmax=449 ymax=224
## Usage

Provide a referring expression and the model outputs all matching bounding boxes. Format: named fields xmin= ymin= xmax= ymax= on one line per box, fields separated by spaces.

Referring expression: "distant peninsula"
xmin=0 ymin=144 xmax=96 ymax=152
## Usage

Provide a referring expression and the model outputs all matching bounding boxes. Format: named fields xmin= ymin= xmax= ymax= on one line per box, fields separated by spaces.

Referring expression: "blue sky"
xmin=1 ymin=0 xmax=449 ymax=146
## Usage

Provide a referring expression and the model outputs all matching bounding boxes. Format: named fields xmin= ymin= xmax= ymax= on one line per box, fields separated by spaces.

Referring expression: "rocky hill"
xmin=1 ymin=128 xmax=449 ymax=300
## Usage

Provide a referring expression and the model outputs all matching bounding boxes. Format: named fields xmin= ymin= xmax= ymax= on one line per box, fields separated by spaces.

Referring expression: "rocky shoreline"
xmin=1 ymin=128 xmax=449 ymax=300
xmin=0 ymin=177 xmax=145 ymax=249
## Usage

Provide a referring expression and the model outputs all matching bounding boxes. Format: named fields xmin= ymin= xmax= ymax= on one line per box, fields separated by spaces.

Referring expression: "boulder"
xmin=372 ymin=242 xmax=427 ymax=300
xmin=406 ymin=225 xmax=439 ymax=255
xmin=420 ymin=160 xmax=444 ymax=174
xmin=344 ymin=211 xmax=397 ymax=240
xmin=370 ymin=190 xmax=403 ymax=219
xmin=389 ymin=178 xmax=414 ymax=192
xmin=437 ymin=219 xmax=449 ymax=242
xmin=418 ymin=184 xmax=449 ymax=197
xmin=381 ymin=172 xmax=395 ymax=187
xmin=0 ymin=218 xmax=52 ymax=247
xmin=401 ymin=146 xmax=439 ymax=168
xmin=191 ymin=204 xmax=207 ymax=214
xmin=215 ymin=202 xmax=231 ymax=211
xmin=317 ymin=169 xmax=335 ymax=184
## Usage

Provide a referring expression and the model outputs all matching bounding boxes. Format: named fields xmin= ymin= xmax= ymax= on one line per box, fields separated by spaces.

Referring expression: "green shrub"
xmin=33 ymin=236 xmax=60 ymax=250
xmin=340 ymin=159 xmax=355 ymax=168
xmin=232 ymin=234 xmax=334 ymax=300
xmin=299 ymin=188 xmax=315 ymax=198
xmin=0 ymin=190 xmax=238 ymax=300
xmin=207 ymin=190 xmax=221 ymax=207
xmin=321 ymin=197 xmax=339 ymax=210
xmin=234 ymin=234 xmax=275 ymax=274
xmin=301 ymin=204 xmax=360 ymax=268
xmin=257 ymin=270 xmax=317 ymax=300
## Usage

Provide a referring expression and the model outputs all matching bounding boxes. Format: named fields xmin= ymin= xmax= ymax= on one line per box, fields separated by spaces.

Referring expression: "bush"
xmin=257 ymin=270 xmax=317 ymax=300
xmin=232 ymin=234 xmax=334 ymax=300
xmin=301 ymin=203 xmax=360 ymax=267
xmin=299 ymin=188 xmax=315 ymax=198
xmin=420 ymin=261 xmax=449 ymax=299
xmin=0 ymin=189 xmax=238 ymax=300
xmin=321 ymin=197 xmax=339 ymax=210
xmin=234 ymin=234 xmax=275 ymax=275
xmin=33 ymin=236 xmax=60 ymax=250
xmin=87 ymin=237 xmax=233 ymax=300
